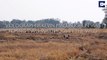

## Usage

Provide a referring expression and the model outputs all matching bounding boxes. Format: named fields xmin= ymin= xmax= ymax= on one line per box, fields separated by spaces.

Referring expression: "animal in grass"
xmin=63 ymin=34 xmax=70 ymax=39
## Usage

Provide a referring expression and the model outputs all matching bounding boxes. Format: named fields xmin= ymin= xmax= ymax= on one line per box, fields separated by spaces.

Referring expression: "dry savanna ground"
xmin=0 ymin=28 xmax=107 ymax=60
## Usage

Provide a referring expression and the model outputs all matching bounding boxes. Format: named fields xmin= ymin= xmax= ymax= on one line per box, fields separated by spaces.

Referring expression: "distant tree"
xmin=100 ymin=23 xmax=106 ymax=28
xmin=82 ymin=20 xmax=95 ymax=28
xmin=82 ymin=20 xmax=90 ymax=28
xmin=62 ymin=21 xmax=68 ymax=24
xmin=102 ymin=18 xmax=107 ymax=27
xmin=11 ymin=19 xmax=23 ymax=24
xmin=94 ymin=22 xmax=100 ymax=28
xmin=27 ymin=20 xmax=35 ymax=24
xmin=0 ymin=21 xmax=6 ymax=28
xmin=35 ymin=18 xmax=60 ymax=24
xmin=82 ymin=20 xmax=87 ymax=28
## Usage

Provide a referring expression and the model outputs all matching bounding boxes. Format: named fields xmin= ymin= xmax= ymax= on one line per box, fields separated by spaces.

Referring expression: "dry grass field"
xmin=0 ymin=28 xmax=107 ymax=60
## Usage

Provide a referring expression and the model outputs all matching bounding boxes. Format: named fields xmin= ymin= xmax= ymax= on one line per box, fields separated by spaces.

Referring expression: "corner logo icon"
xmin=99 ymin=1 xmax=105 ymax=8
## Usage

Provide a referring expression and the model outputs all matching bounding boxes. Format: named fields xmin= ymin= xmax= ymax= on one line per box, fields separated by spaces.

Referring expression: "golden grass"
xmin=0 ymin=28 xmax=107 ymax=60
xmin=0 ymin=41 xmax=81 ymax=60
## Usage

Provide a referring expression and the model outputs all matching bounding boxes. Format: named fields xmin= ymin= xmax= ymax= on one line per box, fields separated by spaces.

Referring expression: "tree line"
xmin=0 ymin=18 xmax=107 ymax=28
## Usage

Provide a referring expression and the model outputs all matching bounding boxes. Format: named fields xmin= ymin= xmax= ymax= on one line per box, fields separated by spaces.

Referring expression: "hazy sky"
xmin=0 ymin=0 xmax=106 ymax=22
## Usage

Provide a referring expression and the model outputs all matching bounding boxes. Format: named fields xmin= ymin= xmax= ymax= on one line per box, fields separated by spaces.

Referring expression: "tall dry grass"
xmin=0 ymin=28 xmax=107 ymax=60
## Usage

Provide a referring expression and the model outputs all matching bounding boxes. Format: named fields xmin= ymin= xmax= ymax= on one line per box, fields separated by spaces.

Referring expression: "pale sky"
xmin=0 ymin=0 xmax=106 ymax=22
